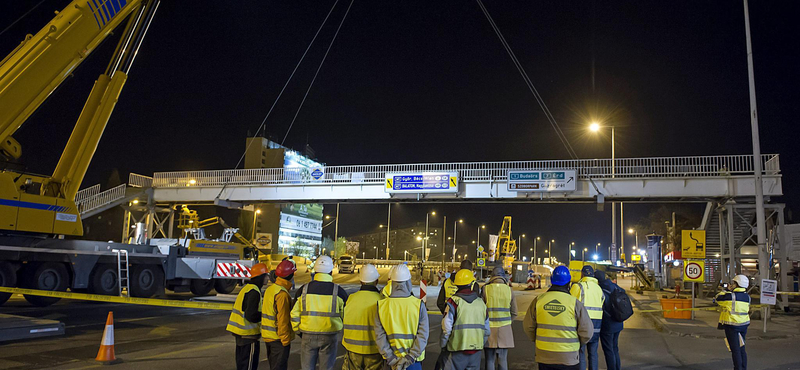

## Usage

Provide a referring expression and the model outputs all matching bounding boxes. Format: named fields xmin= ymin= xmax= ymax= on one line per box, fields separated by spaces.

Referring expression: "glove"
xmin=393 ymin=356 xmax=414 ymax=370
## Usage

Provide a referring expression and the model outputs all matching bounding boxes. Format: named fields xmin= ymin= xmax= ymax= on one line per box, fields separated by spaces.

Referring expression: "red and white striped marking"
xmin=216 ymin=262 xmax=251 ymax=278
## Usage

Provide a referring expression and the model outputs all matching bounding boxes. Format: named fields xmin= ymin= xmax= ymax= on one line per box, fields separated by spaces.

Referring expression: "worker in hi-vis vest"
xmin=375 ymin=264 xmax=429 ymax=370
xmin=381 ymin=265 xmax=396 ymax=299
xmin=570 ymin=265 xmax=605 ymax=370
xmin=291 ymin=256 xmax=349 ymax=370
xmin=440 ymin=269 xmax=490 ymax=370
xmin=342 ymin=264 xmax=383 ymax=370
xmin=482 ymin=266 xmax=518 ymax=370
xmin=714 ymin=274 xmax=751 ymax=370
xmin=524 ymin=265 xmax=593 ymax=370
xmin=227 ymin=263 xmax=269 ymax=370
xmin=262 ymin=260 xmax=297 ymax=370
xmin=434 ymin=260 xmax=481 ymax=370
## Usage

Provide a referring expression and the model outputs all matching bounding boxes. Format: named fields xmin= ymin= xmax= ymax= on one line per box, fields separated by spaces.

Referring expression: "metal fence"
xmin=150 ymin=154 xmax=780 ymax=188
xmin=76 ymin=184 xmax=127 ymax=214
xmin=74 ymin=184 xmax=100 ymax=203
xmin=129 ymin=173 xmax=153 ymax=188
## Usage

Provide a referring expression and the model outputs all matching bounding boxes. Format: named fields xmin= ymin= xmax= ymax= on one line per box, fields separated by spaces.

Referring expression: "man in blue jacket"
xmin=594 ymin=270 xmax=623 ymax=370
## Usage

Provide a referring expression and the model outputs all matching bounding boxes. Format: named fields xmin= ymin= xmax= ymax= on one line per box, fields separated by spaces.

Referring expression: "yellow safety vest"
xmin=717 ymin=288 xmax=751 ymax=326
xmin=447 ymin=296 xmax=487 ymax=351
xmin=443 ymin=279 xmax=458 ymax=299
xmin=227 ymin=284 xmax=262 ymax=336
xmin=343 ymin=289 xmax=382 ymax=354
xmin=291 ymin=274 xmax=344 ymax=334
xmin=571 ymin=277 xmax=604 ymax=320
xmin=484 ymin=283 xmax=512 ymax=328
xmin=261 ymin=282 xmax=288 ymax=340
xmin=535 ymin=291 xmax=580 ymax=353
xmin=377 ymin=296 xmax=425 ymax=362
xmin=381 ymin=281 xmax=392 ymax=299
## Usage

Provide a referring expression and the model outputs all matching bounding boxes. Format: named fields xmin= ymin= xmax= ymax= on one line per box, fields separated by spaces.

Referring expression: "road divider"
xmin=0 ymin=287 xmax=233 ymax=311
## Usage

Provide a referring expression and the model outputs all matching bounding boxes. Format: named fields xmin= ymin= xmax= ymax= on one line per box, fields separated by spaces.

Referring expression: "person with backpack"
xmin=594 ymin=270 xmax=629 ymax=370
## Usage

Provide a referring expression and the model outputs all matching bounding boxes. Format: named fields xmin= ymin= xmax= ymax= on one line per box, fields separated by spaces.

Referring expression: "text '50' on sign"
xmin=384 ymin=172 xmax=459 ymax=193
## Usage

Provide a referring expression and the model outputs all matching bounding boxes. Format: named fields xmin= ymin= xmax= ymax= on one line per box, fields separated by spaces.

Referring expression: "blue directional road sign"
xmin=384 ymin=172 xmax=459 ymax=193
xmin=310 ymin=168 xmax=325 ymax=180
xmin=507 ymin=170 xmax=576 ymax=192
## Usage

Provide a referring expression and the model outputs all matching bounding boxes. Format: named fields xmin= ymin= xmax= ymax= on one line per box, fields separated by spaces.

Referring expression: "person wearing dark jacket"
xmin=435 ymin=260 xmax=481 ymax=370
xmin=227 ymin=263 xmax=269 ymax=370
xmin=594 ymin=271 xmax=623 ymax=370
xmin=441 ymin=269 xmax=490 ymax=370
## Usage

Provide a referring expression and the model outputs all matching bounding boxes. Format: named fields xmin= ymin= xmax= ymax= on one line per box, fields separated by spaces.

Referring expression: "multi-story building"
xmin=347 ymin=223 xmax=446 ymax=260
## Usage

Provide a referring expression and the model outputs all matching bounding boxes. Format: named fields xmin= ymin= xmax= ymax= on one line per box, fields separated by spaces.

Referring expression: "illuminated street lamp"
xmin=589 ymin=122 xmax=618 ymax=262
xmin=452 ymin=219 xmax=464 ymax=263
xmin=583 ymin=247 xmax=588 ymax=261
xmin=251 ymin=208 xmax=262 ymax=241
xmin=517 ymin=234 xmax=526 ymax=261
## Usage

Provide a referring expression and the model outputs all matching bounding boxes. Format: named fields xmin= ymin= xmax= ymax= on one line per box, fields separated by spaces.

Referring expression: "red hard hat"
xmin=250 ymin=263 xmax=269 ymax=278
xmin=275 ymin=260 xmax=297 ymax=278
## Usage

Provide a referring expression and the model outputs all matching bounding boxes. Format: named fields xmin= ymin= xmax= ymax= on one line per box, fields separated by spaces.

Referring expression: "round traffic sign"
xmin=685 ymin=262 xmax=702 ymax=280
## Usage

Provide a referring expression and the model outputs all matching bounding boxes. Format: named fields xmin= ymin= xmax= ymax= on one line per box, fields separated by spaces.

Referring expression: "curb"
xmin=628 ymin=293 xmax=800 ymax=341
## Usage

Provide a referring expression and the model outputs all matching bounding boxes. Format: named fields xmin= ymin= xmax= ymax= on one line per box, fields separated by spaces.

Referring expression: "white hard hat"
xmin=314 ymin=256 xmax=334 ymax=274
xmin=387 ymin=265 xmax=396 ymax=281
xmin=732 ymin=275 xmax=749 ymax=289
xmin=360 ymin=264 xmax=380 ymax=283
xmin=390 ymin=264 xmax=412 ymax=282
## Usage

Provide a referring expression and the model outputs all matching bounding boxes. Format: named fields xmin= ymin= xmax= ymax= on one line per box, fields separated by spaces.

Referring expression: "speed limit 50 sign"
xmin=684 ymin=260 xmax=705 ymax=282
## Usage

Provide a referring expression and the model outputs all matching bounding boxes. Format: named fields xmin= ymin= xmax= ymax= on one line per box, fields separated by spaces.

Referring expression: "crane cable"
xmin=0 ymin=0 xmax=46 ymax=38
xmin=475 ymin=0 xmax=578 ymax=160
xmin=214 ymin=0 xmax=343 ymax=201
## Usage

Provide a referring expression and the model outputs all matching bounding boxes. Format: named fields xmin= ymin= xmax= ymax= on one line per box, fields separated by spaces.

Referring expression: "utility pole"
xmin=442 ymin=216 xmax=447 ymax=270
xmin=334 ymin=203 xmax=340 ymax=251
xmin=385 ymin=204 xmax=391 ymax=260
xmin=743 ymin=0 xmax=768 ymax=332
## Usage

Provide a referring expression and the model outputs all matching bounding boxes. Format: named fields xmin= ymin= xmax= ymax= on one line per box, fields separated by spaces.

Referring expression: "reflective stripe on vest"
xmin=343 ymin=290 xmax=381 ymax=354
xmin=535 ymin=291 xmax=580 ymax=353
xmin=574 ymin=279 xmax=604 ymax=320
xmin=227 ymin=284 xmax=262 ymax=336
xmin=297 ymin=277 xmax=343 ymax=334
xmin=484 ymin=283 xmax=512 ymax=328
xmin=443 ymin=279 xmax=458 ymax=300
xmin=261 ymin=282 xmax=289 ymax=340
xmin=447 ymin=296 xmax=487 ymax=351
xmin=718 ymin=288 xmax=751 ymax=326
xmin=377 ymin=296 xmax=425 ymax=362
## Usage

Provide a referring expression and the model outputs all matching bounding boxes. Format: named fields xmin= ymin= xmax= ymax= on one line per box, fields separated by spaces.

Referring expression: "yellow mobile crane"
xmin=0 ymin=0 xmax=259 ymax=307
xmin=480 ymin=216 xmax=517 ymax=272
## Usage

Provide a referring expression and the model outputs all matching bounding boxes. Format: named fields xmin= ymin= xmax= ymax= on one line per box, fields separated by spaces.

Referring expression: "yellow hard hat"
xmin=454 ymin=269 xmax=475 ymax=286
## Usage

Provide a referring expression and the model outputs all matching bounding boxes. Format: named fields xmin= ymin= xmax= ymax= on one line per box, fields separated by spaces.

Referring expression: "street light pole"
xmin=251 ymin=209 xmax=261 ymax=241
xmin=385 ymin=204 xmax=391 ymax=260
xmin=518 ymin=235 xmax=526 ymax=261
xmin=452 ymin=220 xmax=463 ymax=264
xmin=334 ymin=203 xmax=340 ymax=246
xmin=442 ymin=216 xmax=446 ymax=270
xmin=534 ymin=237 xmax=540 ymax=264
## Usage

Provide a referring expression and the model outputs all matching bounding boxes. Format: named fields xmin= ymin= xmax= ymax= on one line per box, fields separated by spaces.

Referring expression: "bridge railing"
xmin=151 ymin=154 xmax=780 ymax=188
xmin=76 ymin=184 xmax=127 ymax=214
xmin=129 ymin=173 xmax=153 ymax=188
xmin=74 ymin=184 xmax=101 ymax=203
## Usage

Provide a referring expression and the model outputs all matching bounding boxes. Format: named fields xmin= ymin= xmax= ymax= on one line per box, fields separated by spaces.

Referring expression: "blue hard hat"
xmin=551 ymin=265 xmax=571 ymax=286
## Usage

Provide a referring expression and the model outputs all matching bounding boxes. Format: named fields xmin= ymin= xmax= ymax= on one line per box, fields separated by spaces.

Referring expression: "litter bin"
xmin=659 ymin=298 xmax=692 ymax=319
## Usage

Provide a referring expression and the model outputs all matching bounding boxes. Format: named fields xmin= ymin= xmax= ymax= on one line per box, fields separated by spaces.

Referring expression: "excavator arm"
xmin=0 ymin=0 xmax=159 ymax=236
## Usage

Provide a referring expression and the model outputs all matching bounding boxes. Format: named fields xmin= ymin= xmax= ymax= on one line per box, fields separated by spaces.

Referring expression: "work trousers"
xmin=265 ymin=340 xmax=291 ymax=370
xmin=724 ymin=325 xmax=748 ymax=370
xmin=483 ymin=348 xmax=508 ymax=370
xmin=599 ymin=331 xmax=621 ymax=370
xmin=444 ymin=351 xmax=481 ymax=370
xmin=300 ymin=333 xmax=339 ymax=370
xmin=434 ymin=348 xmax=450 ymax=370
xmin=342 ymin=351 xmax=384 ymax=370
xmin=235 ymin=340 xmax=261 ymax=370
xmin=538 ymin=364 xmax=579 ymax=370
xmin=578 ymin=332 xmax=600 ymax=370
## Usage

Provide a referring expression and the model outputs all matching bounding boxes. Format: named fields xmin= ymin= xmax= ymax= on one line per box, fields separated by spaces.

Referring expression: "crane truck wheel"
xmin=189 ymin=279 xmax=215 ymax=296
xmin=129 ymin=264 xmax=164 ymax=298
xmin=0 ymin=261 xmax=18 ymax=306
xmin=214 ymin=279 xmax=237 ymax=294
xmin=21 ymin=262 xmax=69 ymax=307
xmin=88 ymin=264 xmax=119 ymax=296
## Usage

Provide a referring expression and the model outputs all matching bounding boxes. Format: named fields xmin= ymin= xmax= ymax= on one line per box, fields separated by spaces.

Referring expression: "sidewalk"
xmin=626 ymin=285 xmax=800 ymax=340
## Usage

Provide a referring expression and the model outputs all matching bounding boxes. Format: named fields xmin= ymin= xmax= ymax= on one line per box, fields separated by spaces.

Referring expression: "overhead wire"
xmin=0 ymin=0 xmax=46 ymax=38
xmin=475 ymin=0 xmax=579 ymax=160
xmin=214 ymin=0 xmax=343 ymax=201
xmin=280 ymin=0 xmax=355 ymax=146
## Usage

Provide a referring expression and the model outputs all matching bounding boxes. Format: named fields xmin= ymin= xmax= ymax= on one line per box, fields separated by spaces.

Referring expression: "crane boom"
xmin=0 ymin=0 xmax=158 ymax=236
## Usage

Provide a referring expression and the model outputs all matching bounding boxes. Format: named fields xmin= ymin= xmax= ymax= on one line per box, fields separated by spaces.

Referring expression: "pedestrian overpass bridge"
xmin=90 ymin=154 xmax=780 ymax=207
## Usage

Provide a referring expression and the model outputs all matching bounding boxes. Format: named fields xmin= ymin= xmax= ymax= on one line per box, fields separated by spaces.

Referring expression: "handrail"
xmin=149 ymin=154 xmax=780 ymax=188
xmin=129 ymin=173 xmax=153 ymax=188
xmin=74 ymin=184 xmax=100 ymax=202
xmin=76 ymin=184 xmax=127 ymax=214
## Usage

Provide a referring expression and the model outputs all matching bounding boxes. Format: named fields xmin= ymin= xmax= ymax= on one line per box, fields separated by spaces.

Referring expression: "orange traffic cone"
xmin=95 ymin=312 xmax=121 ymax=364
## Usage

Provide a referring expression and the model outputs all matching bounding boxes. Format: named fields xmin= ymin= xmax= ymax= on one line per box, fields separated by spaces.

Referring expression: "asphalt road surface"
xmin=1 ymin=279 xmax=799 ymax=370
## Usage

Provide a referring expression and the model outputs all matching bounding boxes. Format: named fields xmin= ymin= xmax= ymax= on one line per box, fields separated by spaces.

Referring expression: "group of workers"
xmin=227 ymin=255 xmax=752 ymax=370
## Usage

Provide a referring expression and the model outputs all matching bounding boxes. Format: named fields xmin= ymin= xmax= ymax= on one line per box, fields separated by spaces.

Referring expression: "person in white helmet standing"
xmin=342 ymin=264 xmax=384 ymax=370
xmin=292 ymin=255 xmax=349 ymax=370
xmin=374 ymin=264 xmax=429 ymax=370
xmin=714 ymin=275 xmax=751 ymax=370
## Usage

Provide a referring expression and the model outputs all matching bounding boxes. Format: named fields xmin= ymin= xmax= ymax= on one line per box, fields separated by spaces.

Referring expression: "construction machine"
xmin=480 ymin=216 xmax=517 ymax=273
xmin=0 ymin=0 xmax=258 ymax=306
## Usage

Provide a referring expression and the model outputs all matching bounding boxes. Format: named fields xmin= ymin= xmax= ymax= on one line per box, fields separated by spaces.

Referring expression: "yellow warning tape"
xmin=777 ymin=291 xmax=800 ymax=296
xmin=0 ymin=287 xmax=233 ymax=311
xmin=638 ymin=304 xmax=767 ymax=314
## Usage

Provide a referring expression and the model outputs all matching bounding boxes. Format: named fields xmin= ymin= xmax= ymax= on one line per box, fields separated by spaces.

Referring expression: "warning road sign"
xmin=681 ymin=230 xmax=706 ymax=259
xmin=684 ymin=260 xmax=705 ymax=282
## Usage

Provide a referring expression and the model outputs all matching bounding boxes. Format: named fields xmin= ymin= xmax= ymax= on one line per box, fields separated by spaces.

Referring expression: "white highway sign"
xmin=507 ymin=170 xmax=577 ymax=192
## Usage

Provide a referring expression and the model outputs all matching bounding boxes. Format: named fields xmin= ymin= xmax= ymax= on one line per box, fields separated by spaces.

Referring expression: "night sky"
xmin=2 ymin=1 xmax=798 ymax=261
